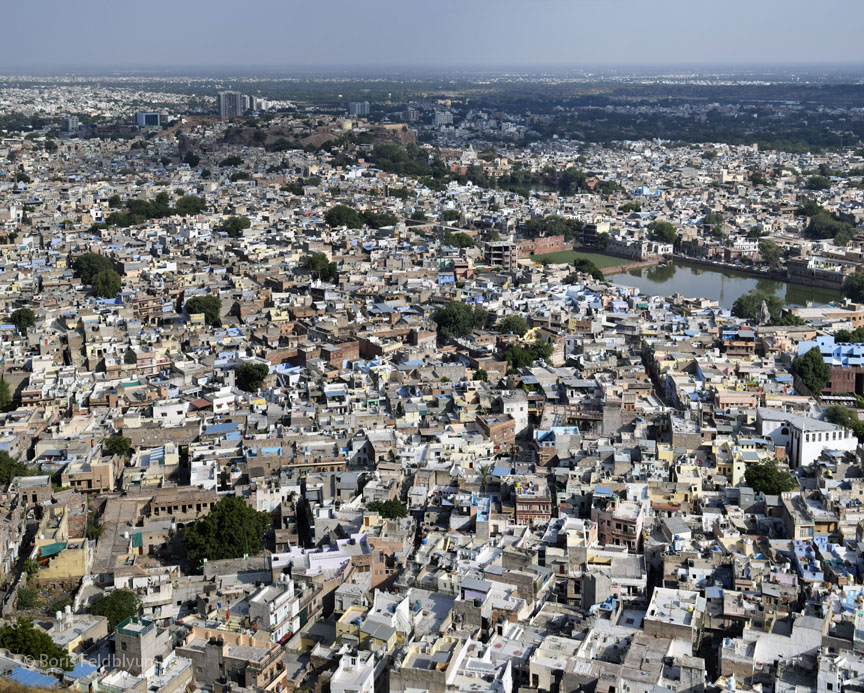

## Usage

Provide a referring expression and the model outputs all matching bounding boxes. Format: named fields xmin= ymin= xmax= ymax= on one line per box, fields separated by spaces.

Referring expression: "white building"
xmin=331 ymin=652 xmax=376 ymax=693
xmin=757 ymin=407 xmax=858 ymax=468
xmin=248 ymin=577 xmax=301 ymax=644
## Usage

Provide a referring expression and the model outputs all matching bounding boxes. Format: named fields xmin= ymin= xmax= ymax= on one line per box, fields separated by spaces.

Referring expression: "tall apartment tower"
xmin=217 ymin=91 xmax=244 ymax=118
xmin=348 ymin=101 xmax=370 ymax=117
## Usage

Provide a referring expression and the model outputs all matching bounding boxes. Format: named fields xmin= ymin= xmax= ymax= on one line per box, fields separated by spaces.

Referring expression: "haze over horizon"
xmin=4 ymin=0 xmax=863 ymax=72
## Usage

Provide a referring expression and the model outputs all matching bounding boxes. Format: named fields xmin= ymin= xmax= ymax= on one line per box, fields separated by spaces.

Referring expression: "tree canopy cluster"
xmin=834 ymin=326 xmax=864 ymax=343
xmin=0 ymin=450 xmax=35 ymax=486
xmin=235 ymin=362 xmax=269 ymax=392
xmin=825 ymin=405 xmax=864 ymax=443
xmin=324 ymin=204 xmax=397 ymax=229
xmin=432 ymin=301 xmax=488 ymax=340
xmin=185 ymin=294 xmax=222 ymax=326
xmin=325 ymin=204 xmax=362 ymax=228
xmin=843 ymin=273 xmax=864 ymax=304
xmin=572 ymin=258 xmax=605 ymax=281
xmin=302 ymin=253 xmax=339 ymax=282
xmin=497 ymin=315 xmax=530 ymax=336
xmin=743 ymin=460 xmax=797 ymax=495
xmin=798 ymin=201 xmax=856 ymax=246
xmin=218 ymin=215 xmax=251 ymax=238
xmin=0 ymin=618 xmax=73 ymax=670
xmin=98 ymin=192 xmax=207 ymax=228
xmin=758 ymin=239 xmax=783 ymax=267
xmin=443 ymin=231 xmax=475 ymax=248
xmin=73 ymin=252 xmax=115 ymax=284
xmin=91 ymin=269 xmax=122 ymax=298
xmin=367 ymin=500 xmax=408 ymax=519
xmin=502 ymin=339 xmax=554 ymax=369
xmin=9 ymin=307 xmax=36 ymax=335
xmin=88 ymin=589 xmax=141 ymax=631
xmin=103 ymin=436 xmax=131 ymax=458
xmin=522 ymin=215 xmax=584 ymax=241
xmin=731 ymin=290 xmax=785 ymax=323
xmin=647 ymin=220 xmax=677 ymax=244
xmin=183 ymin=496 xmax=272 ymax=563
xmin=805 ymin=175 xmax=832 ymax=191
xmin=792 ymin=347 xmax=831 ymax=396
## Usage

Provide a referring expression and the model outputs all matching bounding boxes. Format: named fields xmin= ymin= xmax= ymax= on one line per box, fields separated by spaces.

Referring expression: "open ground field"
xmin=529 ymin=250 xmax=624 ymax=268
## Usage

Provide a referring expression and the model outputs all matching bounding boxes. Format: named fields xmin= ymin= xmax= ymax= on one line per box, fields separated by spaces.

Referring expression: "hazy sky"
xmin=4 ymin=0 xmax=863 ymax=71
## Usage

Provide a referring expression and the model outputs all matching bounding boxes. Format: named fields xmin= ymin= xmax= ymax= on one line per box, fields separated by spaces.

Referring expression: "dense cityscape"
xmin=2 ymin=24 xmax=864 ymax=693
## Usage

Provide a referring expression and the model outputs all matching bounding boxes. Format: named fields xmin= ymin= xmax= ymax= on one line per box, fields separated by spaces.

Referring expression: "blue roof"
xmin=68 ymin=662 xmax=98 ymax=679
xmin=204 ymin=422 xmax=239 ymax=436
xmin=7 ymin=667 xmax=59 ymax=688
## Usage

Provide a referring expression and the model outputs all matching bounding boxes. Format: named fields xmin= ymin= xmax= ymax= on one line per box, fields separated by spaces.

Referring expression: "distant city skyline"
xmin=3 ymin=0 xmax=863 ymax=71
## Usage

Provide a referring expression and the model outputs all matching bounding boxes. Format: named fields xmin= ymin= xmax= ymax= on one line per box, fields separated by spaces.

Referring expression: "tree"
xmin=16 ymin=586 xmax=39 ymax=610
xmin=791 ymin=347 xmax=831 ymax=396
xmin=497 ymin=315 xmax=530 ymax=336
xmin=302 ymin=253 xmax=338 ymax=282
xmin=731 ymin=290 xmax=785 ymax=323
xmin=367 ymin=500 xmax=408 ymax=519
xmin=182 ymin=151 xmax=200 ymax=168
xmin=325 ymin=204 xmax=362 ymax=228
xmin=747 ymin=225 xmax=766 ymax=239
xmin=647 ymin=220 xmax=677 ymax=244
xmin=432 ymin=302 xmax=488 ymax=340
xmin=174 ymin=195 xmax=206 ymax=215
xmin=744 ymin=460 xmax=797 ymax=495
xmin=88 ymin=589 xmax=140 ymax=631
xmin=443 ymin=231 xmax=475 ymax=248
xmin=219 ymin=155 xmax=243 ymax=167
xmin=362 ymin=210 xmax=398 ymax=229
xmin=758 ymin=239 xmax=783 ymax=268
xmin=844 ymin=273 xmax=864 ymax=303
xmin=502 ymin=339 xmax=554 ymax=369
xmin=72 ymin=252 xmax=114 ymax=284
xmin=473 ymin=368 xmax=488 ymax=382
xmin=825 ymin=405 xmax=864 ymax=442
xmin=572 ymin=258 xmax=605 ymax=281
xmin=91 ymin=269 xmax=122 ymax=298
xmin=183 ymin=495 xmax=272 ymax=563
xmin=805 ymin=175 xmax=831 ymax=191
xmin=185 ymin=295 xmax=221 ymax=326
xmin=23 ymin=558 xmax=39 ymax=578
xmin=0 ymin=377 xmax=11 ymax=411
xmin=218 ymin=215 xmax=251 ymax=238
xmin=9 ymin=307 xmax=35 ymax=335
xmin=0 ymin=618 xmax=73 ymax=670
xmin=0 ymin=451 xmax=34 ymax=486
xmin=441 ymin=210 xmax=460 ymax=222
xmin=235 ymin=362 xmax=269 ymax=392
xmin=103 ymin=436 xmax=131 ymax=458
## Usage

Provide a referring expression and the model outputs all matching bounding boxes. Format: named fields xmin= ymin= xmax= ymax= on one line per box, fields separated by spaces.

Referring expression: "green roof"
xmin=131 ymin=532 xmax=143 ymax=548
